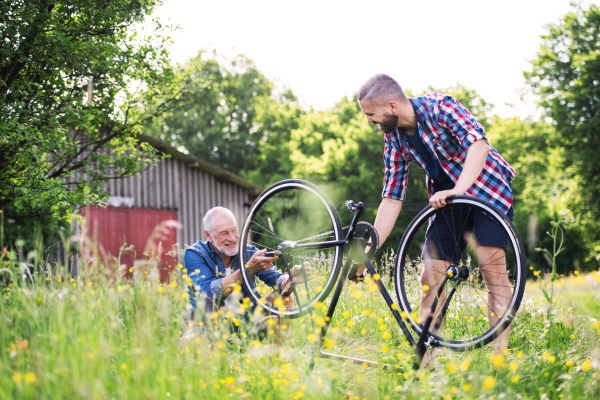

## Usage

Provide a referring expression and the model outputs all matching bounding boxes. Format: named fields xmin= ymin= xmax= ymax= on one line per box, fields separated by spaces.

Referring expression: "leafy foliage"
xmin=525 ymin=2 xmax=600 ymax=267
xmin=0 ymin=0 xmax=175 ymax=218
xmin=147 ymin=52 xmax=303 ymax=181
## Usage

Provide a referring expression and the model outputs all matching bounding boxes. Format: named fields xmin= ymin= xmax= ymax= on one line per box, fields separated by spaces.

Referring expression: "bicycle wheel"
xmin=239 ymin=180 xmax=343 ymax=318
xmin=394 ymin=195 xmax=526 ymax=351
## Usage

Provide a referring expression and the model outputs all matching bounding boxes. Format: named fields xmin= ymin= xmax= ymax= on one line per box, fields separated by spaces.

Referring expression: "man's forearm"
xmin=374 ymin=198 xmax=403 ymax=248
xmin=220 ymin=269 xmax=242 ymax=298
xmin=454 ymin=139 xmax=490 ymax=194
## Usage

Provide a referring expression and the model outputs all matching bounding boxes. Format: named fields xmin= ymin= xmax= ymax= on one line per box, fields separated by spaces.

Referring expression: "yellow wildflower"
xmin=491 ymin=354 xmax=505 ymax=368
xmin=446 ymin=361 xmax=457 ymax=373
xmin=482 ymin=376 xmax=495 ymax=390
xmin=582 ymin=359 xmax=592 ymax=372
xmin=460 ymin=360 xmax=470 ymax=371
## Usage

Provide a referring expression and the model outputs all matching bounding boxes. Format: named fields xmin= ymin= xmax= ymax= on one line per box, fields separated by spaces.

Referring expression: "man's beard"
xmin=378 ymin=112 xmax=399 ymax=134
xmin=214 ymin=241 xmax=239 ymax=257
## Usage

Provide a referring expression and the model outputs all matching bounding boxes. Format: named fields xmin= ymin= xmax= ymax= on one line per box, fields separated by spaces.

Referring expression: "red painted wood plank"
xmin=83 ymin=206 xmax=178 ymax=282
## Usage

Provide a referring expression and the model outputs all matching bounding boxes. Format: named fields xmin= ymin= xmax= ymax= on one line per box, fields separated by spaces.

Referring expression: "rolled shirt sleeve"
xmin=381 ymin=134 xmax=409 ymax=201
xmin=438 ymin=96 xmax=491 ymax=152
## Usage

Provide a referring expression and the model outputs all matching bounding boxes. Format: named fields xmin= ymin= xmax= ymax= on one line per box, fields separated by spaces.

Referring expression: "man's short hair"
xmin=203 ymin=207 xmax=236 ymax=233
xmin=355 ymin=74 xmax=406 ymax=105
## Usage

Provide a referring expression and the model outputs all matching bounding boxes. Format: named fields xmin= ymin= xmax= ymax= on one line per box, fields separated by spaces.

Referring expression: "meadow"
xmin=1 ymin=254 xmax=599 ymax=400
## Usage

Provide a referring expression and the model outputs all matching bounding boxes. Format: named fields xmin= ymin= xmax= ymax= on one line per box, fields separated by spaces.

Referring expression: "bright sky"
xmin=152 ymin=0 xmax=595 ymax=118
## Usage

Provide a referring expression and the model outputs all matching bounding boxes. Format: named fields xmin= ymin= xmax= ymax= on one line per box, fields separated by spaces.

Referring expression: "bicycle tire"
xmin=239 ymin=179 xmax=344 ymax=318
xmin=394 ymin=195 xmax=526 ymax=351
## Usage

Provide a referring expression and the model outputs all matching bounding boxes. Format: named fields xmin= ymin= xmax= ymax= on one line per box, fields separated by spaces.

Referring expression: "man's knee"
xmin=420 ymin=264 xmax=446 ymax=287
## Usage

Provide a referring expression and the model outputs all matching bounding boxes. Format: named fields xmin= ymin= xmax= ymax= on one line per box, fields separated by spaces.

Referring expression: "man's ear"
xmin=204 ymin=230 xmax=212 ymax=243
xmin=387 ymin=100 xmax=398 ymax=113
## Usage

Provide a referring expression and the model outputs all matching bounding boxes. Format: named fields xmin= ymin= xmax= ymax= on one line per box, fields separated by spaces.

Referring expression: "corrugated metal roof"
xmin=138 ymin=133 xmax=263 ymax=195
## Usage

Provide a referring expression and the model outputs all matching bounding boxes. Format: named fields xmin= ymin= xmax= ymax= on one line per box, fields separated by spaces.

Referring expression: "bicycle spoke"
xmin=397 ymin=199 xmax=524 ymax=349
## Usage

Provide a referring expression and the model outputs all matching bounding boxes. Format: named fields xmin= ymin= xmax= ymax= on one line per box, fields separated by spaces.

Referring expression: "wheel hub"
xmin=446 ymin=264 xmax=469 ymax=283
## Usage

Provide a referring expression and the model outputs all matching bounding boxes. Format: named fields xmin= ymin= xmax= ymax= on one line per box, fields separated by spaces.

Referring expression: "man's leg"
xmin=478 ymin=245 xmax=511 ymax=355
xmin=419 ymin=259 xmax=452 ymax=369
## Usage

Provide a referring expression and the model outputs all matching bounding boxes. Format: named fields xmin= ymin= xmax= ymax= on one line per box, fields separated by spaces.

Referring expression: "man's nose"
xmin=226 ymin=231 xmax=236 ymax=242
xmin=367 ymin=116 xmax=374 ymax=124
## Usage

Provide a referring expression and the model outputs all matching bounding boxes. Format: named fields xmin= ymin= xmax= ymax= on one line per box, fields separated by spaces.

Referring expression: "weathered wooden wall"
xmin=100 ymin=155 xmax=253 ymax=257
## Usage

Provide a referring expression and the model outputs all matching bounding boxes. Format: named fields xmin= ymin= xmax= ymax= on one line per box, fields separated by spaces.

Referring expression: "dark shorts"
xmin=423 ymin=205 xmax=514 ymax=262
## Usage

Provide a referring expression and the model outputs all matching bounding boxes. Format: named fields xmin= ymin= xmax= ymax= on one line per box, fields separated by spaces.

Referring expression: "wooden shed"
xmin=82 ymin=133 xmax=262 ymax=281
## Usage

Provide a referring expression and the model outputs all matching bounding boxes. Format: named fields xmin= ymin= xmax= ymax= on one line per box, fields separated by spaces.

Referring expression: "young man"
xmin=355 ymin=74 xmax=516 ymax=365
xmin=180 ymin=207 xmax=310 ymax=346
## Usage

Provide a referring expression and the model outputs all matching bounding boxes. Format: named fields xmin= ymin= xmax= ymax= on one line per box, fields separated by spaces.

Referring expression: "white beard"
xmin=214 ymin=242 xmax=239 ymax=257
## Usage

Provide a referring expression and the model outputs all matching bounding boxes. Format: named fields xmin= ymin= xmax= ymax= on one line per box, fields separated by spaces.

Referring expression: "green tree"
xmin=487 ymin=116 xmax=589 ymax=273
xmin=285 ymin=86 xmax=495 ymax=260
xmin=286 ymin=97 xmax=428 ymax=260
xmin=425 ymin=84 xmax=495 ymax=131
xmin=147 ymin=52 xmax=303 ymax=184
xmin=0 ymin=0 xmax=177 ymax=220
xmin=525 ymin=2 xmax=600 ymax=267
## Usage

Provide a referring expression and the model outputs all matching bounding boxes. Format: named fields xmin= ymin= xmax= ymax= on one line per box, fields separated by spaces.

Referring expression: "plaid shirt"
xmin=382 ymin=94 xmax=516 ymax=215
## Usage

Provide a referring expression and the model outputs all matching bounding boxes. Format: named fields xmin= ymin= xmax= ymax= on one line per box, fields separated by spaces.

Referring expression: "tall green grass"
xmin=1 ymin=254 xmax=599 ymax=399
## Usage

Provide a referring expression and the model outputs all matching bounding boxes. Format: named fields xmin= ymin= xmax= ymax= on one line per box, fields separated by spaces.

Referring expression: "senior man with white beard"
xmin=180 ymin=207 xmax=310 ymax=345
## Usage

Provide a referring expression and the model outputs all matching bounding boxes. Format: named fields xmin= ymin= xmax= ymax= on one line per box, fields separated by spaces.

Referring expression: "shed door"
xmin=83 ymin=206 xmax=178 ymax=282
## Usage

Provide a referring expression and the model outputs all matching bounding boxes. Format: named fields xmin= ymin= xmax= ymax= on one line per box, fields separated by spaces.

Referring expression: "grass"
xmin=1 ymin=256 xmax=599 ymax=400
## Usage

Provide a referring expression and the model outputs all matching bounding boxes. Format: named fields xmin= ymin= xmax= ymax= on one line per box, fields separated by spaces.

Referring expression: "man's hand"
xmin=279 ymin=262 xmax=312 ymax=294
xmin=246 ymin=248 xmax=277 ymax=276
xmin=428 ymin=188 xmax=462 ymax=210
xmin=291 ymin=261 xmax=312 ymax=283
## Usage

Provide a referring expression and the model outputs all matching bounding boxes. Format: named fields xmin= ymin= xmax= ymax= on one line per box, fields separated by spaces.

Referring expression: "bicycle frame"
xmin=278 ymin=200 xmax=457 ymax=372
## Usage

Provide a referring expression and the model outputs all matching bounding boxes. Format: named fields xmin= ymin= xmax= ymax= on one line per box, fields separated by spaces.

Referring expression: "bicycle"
xmin=238 ymin=179 xmax=526 ymax=370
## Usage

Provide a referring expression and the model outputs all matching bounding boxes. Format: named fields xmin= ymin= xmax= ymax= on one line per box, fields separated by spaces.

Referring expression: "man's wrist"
xmin=280 ymin=275 xmax=293 ymax=296
xmin=245 ymin=263 xmax=254 ymax=276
